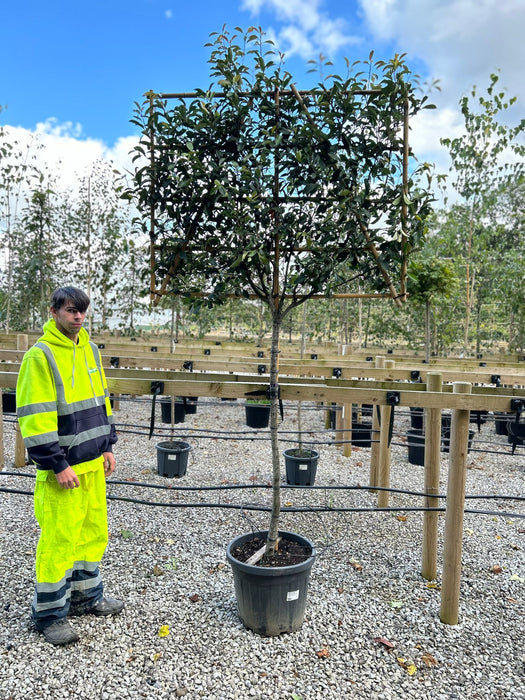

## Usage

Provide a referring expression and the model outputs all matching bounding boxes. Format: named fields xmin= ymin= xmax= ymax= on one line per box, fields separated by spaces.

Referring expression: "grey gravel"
xmin=1 ymin=397 xmax=524 ymax=700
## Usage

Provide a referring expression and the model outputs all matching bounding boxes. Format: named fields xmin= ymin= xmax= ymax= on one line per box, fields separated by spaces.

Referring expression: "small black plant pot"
xmin=245 ymin=403 xmax=270 ymax=429
xmin=184 ymin=397 xmax=198 ymax=415
xmin=406 ymin=428 xmax=425 ymax=466
xmin=226 ymin=530 xmax=316 ymax=636
xmin=160 ymin=397 xmax=186 ymax=424
xmin=156 ymin=440 xmax=191 ymax=478
xmin=409 ymin=406 xmax=424 ymax=431
xmin=283 ymin=448 xmax=319 ymax=486
xmin=2 ymin=391 xmax=16 ymax=414
xmin=441 ymin=429 xmax=474 ymax=453
xmin=351 ymin=421 xmax=372 ymax=448
xmin=507 ymin=420 xmax=525 ymax=448
xmin=494 ymin=412 xmax=511 ymax=436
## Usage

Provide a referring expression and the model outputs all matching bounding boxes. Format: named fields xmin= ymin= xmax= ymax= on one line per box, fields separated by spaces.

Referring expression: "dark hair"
xmin=50 ymin=287 xmax=90 ymax=313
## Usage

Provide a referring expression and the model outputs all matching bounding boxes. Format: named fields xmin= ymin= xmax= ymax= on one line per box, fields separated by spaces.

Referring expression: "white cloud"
xmin=241 ymin=0 xmax=361 ymax=58
xmin=358 ymin=0 xmax=525 ymax=108
xmin=3 ymin=121 xmax=138 ymax=193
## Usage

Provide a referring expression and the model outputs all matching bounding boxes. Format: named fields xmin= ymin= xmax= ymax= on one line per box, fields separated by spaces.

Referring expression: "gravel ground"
xmin=0 ymin=397 xmax=524 ymax=700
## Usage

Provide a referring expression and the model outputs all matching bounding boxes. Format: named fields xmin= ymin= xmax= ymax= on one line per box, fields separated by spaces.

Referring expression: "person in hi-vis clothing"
xmin=16 ymin=286 xmax=123 ymax=645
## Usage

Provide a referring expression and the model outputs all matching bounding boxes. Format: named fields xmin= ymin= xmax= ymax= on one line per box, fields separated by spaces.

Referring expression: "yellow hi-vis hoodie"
xmin=16 ymin=319 xmax=117 ymax=474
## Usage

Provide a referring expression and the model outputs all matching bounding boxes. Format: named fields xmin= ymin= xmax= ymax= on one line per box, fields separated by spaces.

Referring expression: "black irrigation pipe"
xmin=3 ymin=470 xmax=524 ymax=503
xmin=0 ymin=484 xmax=523 ymax=519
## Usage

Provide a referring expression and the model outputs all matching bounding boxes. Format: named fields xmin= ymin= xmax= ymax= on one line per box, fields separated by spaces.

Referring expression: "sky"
xmin=1 ymin=0 xmax=525 ymax=189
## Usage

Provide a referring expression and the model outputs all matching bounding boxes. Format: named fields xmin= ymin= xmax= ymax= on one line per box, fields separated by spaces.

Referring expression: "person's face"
xmin=51 ymin=299 xmax=87 ymax=341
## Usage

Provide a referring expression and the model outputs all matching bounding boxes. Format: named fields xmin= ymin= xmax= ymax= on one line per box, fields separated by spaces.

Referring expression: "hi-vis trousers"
xmin=32 ymin=459 xmax=107 ymax=630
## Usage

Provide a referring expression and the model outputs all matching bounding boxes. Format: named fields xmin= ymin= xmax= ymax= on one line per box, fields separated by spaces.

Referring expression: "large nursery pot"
xmin=156 ymin=440 xmax=191 ymax=478
xmin=245 ymin=402 xmax=271 ymax=429
xmin=283 ymin=448 xmax=319 ymax=486
xmin=160 ymin=397 xmax=186 ymax=424
xmin=226 ymin=530 xmax=316 ymax=636
xmin=406 ymin=428 xmax=425 ymax=466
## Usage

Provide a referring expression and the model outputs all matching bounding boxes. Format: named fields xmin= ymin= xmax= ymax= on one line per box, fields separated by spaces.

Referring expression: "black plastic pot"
xmin=2 ymin=391 xmax=16 ymax=413
xmin=409 ymin=406 xmax=424 ymax=431
xmin=469 ymin=410 xmax=488 ymax=432
xmin=406 ymin=429 xmax=425 ymax=466
xmin=283 ymin=448 xmax=319 ymax=486
xmin=494 ymin=412 xmax=511 ymax=436
xmin=441 ymin=429 xmax=475 ymax=453
xmin=226 ymin=530 xmax=316 ymax=636
xmin=245 ymin=403 xmax=270 ymax=429
xmin=160 ymin=397 xmax=186 ymax=424
xmin=184 ymin=397 xmax=198 ymax=415
xmin=507 ymin=420 xmax=525 ymax=448
xmin=351 ymin=421 xmax=372 ymax=448
xmin=156 ymin=440 xmax=191 ymax=478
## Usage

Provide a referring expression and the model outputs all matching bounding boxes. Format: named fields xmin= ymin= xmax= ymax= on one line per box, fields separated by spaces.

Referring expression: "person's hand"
xmin=56 ymin=466 xmax=80 ymax=489
xmin=103 ymin=452 xmax=116 ymax=477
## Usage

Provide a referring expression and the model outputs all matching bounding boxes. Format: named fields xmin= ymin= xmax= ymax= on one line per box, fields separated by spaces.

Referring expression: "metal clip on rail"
xmin=149 ymin=381 xmax=165 ymax=439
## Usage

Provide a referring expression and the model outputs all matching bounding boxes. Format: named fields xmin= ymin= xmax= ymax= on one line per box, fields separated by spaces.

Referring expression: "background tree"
xmin=441 ymin=74 xmax=525 ymax=355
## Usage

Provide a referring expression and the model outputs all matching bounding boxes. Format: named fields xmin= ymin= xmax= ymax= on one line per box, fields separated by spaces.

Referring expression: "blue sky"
xmin=2 ymin=0 xmax=524 ymax=180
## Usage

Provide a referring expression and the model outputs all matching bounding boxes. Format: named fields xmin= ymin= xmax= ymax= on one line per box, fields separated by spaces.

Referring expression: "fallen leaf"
xmin=152 ymin=652 xmax=163 ymax=662
xmin=390 ymin=600 xmax=403 ymax=609
xmin=316 ymin=648 xmax=330 ymax=658
xmin=507 ymin=597 xmax=518 ymax=604
xmin=489 ymin=565 xmax=503 ymax=574
xmin=397 ymin=657 xmax=417 ymax=675
xmin=464 ymin=528 xmax=474 ymax=536
xmin=426 ymin=582 xmax=440 ymax=590
xmin=510 ymin=574 xmax=525 ymax=583
xmin=337 ymin=587 xmax=344 ymax=594
xmin=165 ymin=539 xmax=175 ymax=545
xmin=189 ymin=594 xmax=200 ymax=603
xmin=152 ymin=565 xmax=164 ymax=577
xmin=421 ymin=652 xmax=438 ymax=667
xmin=349 ymin=559 xmax=362 ymax=572
xmin=396 ymin=515 xmax=408 ymax=522
xmin=158 ymin=625 xmax=169 ymax=638
xmin=120 ymin=529 xmax=134 ymax=540
xmin=285 ymin=501 xmax=293 ymax=507
xmin=374 ymin=636 xmax=395 ymax=649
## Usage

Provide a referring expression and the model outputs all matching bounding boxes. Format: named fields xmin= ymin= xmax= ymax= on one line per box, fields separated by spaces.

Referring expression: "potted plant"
xmin=126 ymin=27 xmax=433 ymax=634
xmin=245 ymin=398 xmax=271 ymax=429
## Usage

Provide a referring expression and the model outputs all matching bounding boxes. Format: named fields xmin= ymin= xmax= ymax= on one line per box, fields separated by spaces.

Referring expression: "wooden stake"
xmin=369 ymin=356 xmax=385 ymax=490
xmin=377 ymin=359 xmax=395 ymax=508
xmin=421 ymin=372 xmax=443 ymax=581
xmin=440 ymin=381 xmax=472 ymax=625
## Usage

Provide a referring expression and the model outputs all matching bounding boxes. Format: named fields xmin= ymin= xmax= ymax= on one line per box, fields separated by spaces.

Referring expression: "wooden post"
xmin=343 ymin=402 xmax=352 ymax=457
xmin=0 ymin=399 xmax=4 ymax=469
xmin=335 ymin=403 xmax=343 ymax=447
xmin=421 ymin=372 xmax=443 ymax=580
xmin=440 ymin=381 xmax=472 ymax=625
xmin=16 ymin=334 xmax=29 ymax=351
xmin=377 ymin=359 xmax=395 ymax=508
xmin=369 ymin=355 xmax=385 ymax=489
xmin=15 ymin=422 xmax=26 ymax=468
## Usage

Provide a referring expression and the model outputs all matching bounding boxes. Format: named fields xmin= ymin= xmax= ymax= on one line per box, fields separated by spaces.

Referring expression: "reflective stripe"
xmin=35 ymin=561 xmax=100 ymax=593
xmin=24 ymin=423 xmax=110 ymax=449
xmin=17 ymin=401 xmax=57 ymax=417
xmin=34 ymin=342 xmax=66 ymax=406
xmin=17 ymin=395 xmax=105 ymax=417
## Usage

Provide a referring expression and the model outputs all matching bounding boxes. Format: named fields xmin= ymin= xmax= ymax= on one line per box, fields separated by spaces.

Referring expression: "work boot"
xmin=87 ymin=597 xmax=125 ymax=616
xmin=42 ymin=619 xmax=80 ymax=646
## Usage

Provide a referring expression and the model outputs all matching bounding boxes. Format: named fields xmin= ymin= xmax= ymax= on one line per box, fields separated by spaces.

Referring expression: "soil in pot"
xmin=230 ymin=535 xmax=312 ymax=567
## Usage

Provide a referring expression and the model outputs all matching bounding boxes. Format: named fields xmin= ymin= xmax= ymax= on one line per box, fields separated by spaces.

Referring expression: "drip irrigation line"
xmin=2 ymin=472 xmax=523 ymax=504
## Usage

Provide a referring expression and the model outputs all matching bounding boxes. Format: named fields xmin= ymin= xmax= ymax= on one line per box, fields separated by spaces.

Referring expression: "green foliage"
xmin=126 ymin=27 xmax=434 ymax=319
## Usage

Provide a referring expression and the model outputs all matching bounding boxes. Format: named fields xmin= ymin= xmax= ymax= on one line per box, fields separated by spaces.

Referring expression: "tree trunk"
xmin=425 ymin=300 xmax=431 ymax=363
xmin=266 ymin=310 xmax=282 ymax=553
